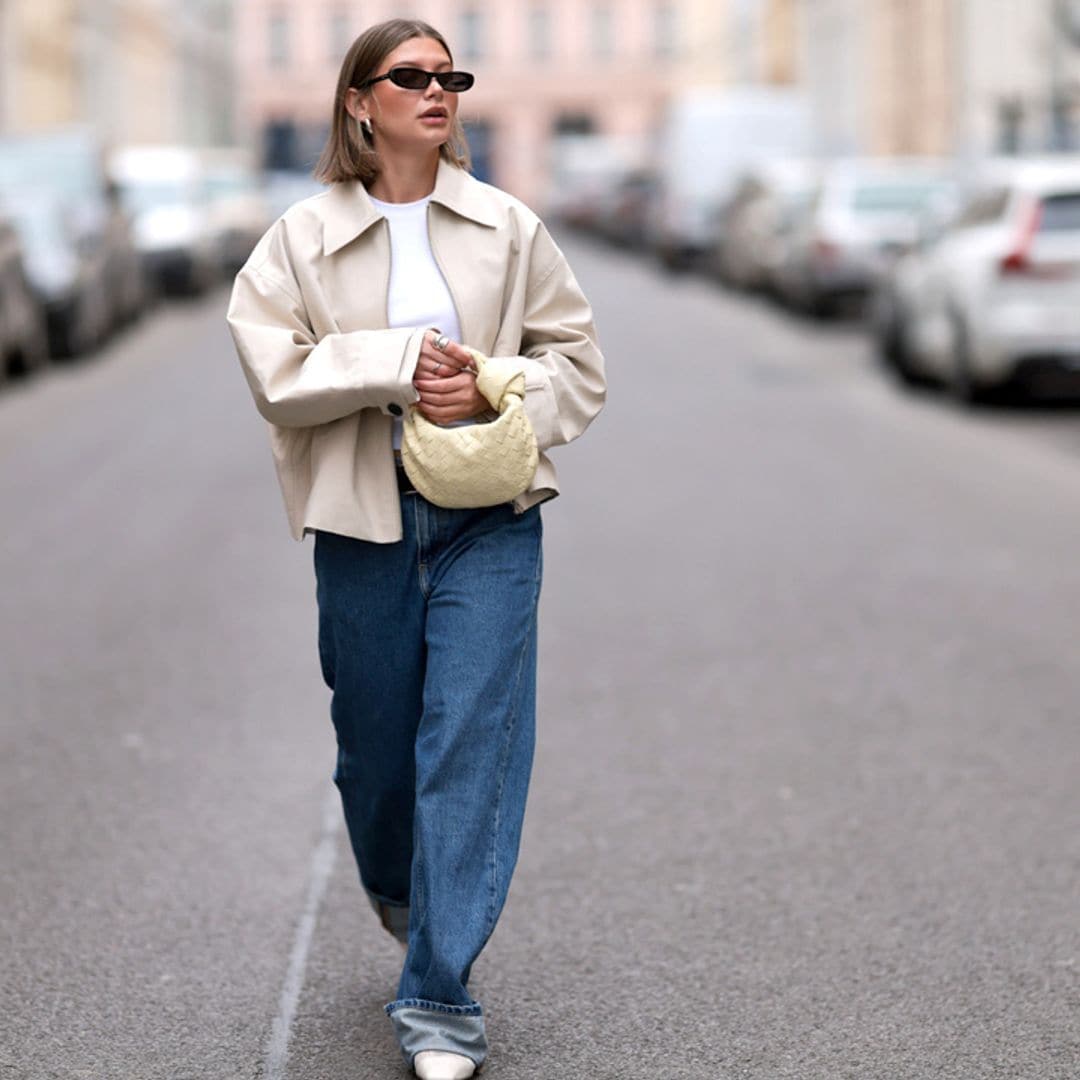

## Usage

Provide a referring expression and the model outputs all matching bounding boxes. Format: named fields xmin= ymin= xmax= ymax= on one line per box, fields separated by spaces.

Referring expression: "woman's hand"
xmin=412 ymin=330 xmax=487 ymax=424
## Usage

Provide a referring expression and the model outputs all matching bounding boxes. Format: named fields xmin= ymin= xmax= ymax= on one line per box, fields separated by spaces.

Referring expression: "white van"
xmin=651 ymin=88 xmax=812 ymax=270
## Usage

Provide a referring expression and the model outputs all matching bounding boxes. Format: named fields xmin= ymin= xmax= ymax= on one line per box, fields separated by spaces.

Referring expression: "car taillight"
xmin=999 ymin=199 xmax=1043 ymax=274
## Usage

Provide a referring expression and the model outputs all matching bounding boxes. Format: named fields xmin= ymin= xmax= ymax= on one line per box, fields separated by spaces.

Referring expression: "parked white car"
xmin=876 ymin=157 xmax=1080 ymax=401
xmin=775 ymin=159 xmax=954 ymax=316
xmin=543 ymin=133 xmax=646 ymax=232
xmin=109 ymin=145 xmax=221 ymax=295
xmin=201 ymin=148 xmax=272 ymax=273
xmin=707 ymin=159 xmax=817 ymax=290
xmin=0 ymin=127 xmax=146 ymax=340
xmin=2 ymin=193 xmax=114 ymax=358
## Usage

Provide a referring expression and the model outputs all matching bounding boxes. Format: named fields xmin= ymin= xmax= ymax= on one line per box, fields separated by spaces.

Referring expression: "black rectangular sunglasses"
xmin=360 ymin=67 xmax=475 ymax=92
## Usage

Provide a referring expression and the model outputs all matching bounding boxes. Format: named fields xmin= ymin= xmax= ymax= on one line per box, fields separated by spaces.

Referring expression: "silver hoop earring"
xmin=361 ymin=118 xmax=373 ymax=137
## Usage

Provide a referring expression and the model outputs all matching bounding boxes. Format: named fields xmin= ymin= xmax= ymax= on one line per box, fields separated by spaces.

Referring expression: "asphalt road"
xmin=1 ymin=236 xmax=1078 ymax=1080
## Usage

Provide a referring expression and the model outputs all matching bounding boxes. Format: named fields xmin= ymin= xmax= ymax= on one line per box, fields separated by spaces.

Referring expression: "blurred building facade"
xmin=761 ymin=0 xmax=799 ymax=85
xmin=0 ymin=0 xmax=235 ymax=147
xmin=868 ymin=0 xmax=953 ymax=157
xmin=0 ymin=0 xmax=79 ymax=132
xmin=234 ymin=0 xmax=746 ymax=207
xmin=5 ymin=1 xmax=1080 ymax=191
xmin=800 ymin=0 xmax=1080 ymax=161
xmin=956 ymin=0 xmax=1080 ymax=159
xmin=799 ymin=0 xmax=950 ymax=157
xmin=724 ymin=0 xmax=799 ymax=86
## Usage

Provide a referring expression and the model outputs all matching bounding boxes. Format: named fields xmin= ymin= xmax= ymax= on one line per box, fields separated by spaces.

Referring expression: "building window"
xmin=591 ymin=5 xmax=614 ymax=60
xmin=268 ymin=12 xmax=289 ymax=69
xmin=264 ymin=119 xmax=297 ymax=170
xmin=460 ymin=9 xmax=486 ymax=62
xmin=464 ymin=119 xmax=494 ymax=183
xmin=554 ymin=112 xmax=595 ymax=135
xmin=528 ymin=5 xmax=552 ymax=61
xmin=328 ymin=10 xmax=351 ymax=61
xmin=654 ymin=2 xmax=678 ymax=59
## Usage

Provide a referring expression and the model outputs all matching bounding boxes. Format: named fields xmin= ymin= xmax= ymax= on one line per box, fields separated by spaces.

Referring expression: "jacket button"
xmin=388 ymin=403 xmax=403 ymax=416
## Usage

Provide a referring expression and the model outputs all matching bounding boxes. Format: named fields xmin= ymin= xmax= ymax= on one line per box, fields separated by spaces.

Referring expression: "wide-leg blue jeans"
xmin=312 ymin=494 xmax=542 ymax=1068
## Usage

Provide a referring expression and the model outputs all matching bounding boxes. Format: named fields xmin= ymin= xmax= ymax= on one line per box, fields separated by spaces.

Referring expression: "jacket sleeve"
xmin=226 ymin=258 xmax=424 ymax=429
xmin=497 ymin=224 xmax=606 ymax=452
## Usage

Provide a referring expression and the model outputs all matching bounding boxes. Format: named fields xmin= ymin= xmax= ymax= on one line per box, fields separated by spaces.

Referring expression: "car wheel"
xmin=58 ymin=292 xmax=103 ymax=358
xmin=659 ymin=249 xmax=691 ymax=274
xmin=879 ymin=316 xmax=929 ymax=387
xmin=50 ymin=313 xmax=84 ymax=359
xmin=947 ymin=315 xmax=992 ymax=405
xmin=807 ymin=288 xmax=835 ymax=319
xmin=17 ymin=325 xmax=49 ymax=376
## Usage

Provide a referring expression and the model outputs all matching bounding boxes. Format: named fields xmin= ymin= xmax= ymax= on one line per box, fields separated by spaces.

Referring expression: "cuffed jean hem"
xmin=364 ymin=888 xmax=410 ymax=944
xmin=386 ymin=1001 xmax=487 ymax=1068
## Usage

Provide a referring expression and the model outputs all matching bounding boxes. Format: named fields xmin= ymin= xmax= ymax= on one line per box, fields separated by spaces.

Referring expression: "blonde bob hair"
xmin=314 ymin=19 xmax=472 ymax=185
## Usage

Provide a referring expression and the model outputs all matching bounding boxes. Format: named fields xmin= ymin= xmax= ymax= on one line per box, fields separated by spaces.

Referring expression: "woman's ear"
xmin=345 ymin=87 xmax=367 ymax=122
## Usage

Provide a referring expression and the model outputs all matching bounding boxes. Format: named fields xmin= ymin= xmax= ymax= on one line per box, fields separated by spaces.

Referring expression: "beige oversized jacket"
xmin=226 ymin=160 xmax=606 ymax=542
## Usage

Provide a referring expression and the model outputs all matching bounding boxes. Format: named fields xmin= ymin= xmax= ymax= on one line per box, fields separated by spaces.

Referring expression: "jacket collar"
xmin=321 ymin=158 xmax=499 ymax=255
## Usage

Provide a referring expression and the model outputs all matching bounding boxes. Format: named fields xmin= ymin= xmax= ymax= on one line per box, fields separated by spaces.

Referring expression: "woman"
xmin=227 ymin=18 xmax=605 ymax=1080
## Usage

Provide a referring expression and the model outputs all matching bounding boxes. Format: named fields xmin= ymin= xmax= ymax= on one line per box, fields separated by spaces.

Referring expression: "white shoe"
xmin=413 ymin=1050 xmax=476 ymax=1080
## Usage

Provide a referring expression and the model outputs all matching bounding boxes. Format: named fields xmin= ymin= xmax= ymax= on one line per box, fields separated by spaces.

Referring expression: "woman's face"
xmin=352 ymin=37 xmax=460 ymax=156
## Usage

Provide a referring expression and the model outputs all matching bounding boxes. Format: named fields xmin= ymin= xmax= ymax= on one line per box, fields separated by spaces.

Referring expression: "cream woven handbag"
xmin=401 ymin=349 xmax=539 ymax=509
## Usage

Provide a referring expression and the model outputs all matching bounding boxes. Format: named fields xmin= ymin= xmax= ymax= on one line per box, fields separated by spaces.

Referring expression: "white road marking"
xmin=263 ymin=788 xmax=342 ymax=1080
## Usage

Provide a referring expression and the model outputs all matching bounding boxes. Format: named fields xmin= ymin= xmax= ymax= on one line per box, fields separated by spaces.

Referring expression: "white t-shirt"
xmin=370 ymin=194 xmax=464 ymax=449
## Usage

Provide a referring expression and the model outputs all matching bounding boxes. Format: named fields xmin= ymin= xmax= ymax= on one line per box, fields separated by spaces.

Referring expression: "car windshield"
xmin=851 ymin=182 xmax=945 ymax=214
xmin=1038 ymin=193 xmax=1080 ymax=231
xmin=783 ymin=188 xmax=815 ymax=211
xmin=119 ymin=181 xmax=194 ymax=214
xmin=204 ymin=172 xmax=253 ymax=198
xmin=0 ymin=142 xmax=100 ymax=200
